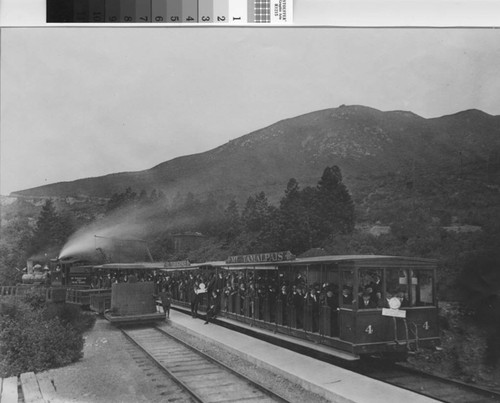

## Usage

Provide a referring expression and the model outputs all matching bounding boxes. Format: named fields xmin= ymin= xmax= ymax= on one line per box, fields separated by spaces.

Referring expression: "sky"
xmin=1 ymin=27 xmax=500 ymax=195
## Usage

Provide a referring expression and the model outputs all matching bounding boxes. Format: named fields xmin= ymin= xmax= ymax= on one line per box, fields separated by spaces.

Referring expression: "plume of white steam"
xmin=58 ymin=201 xmax=200 ymax=260
xmin=58 ymin=212 xmax=154 ymax=260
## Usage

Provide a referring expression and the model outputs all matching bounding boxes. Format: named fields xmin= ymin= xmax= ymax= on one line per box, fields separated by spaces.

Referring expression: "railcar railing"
xmin=66 ymin=288 xmax=111 ymax=306
xmin=0 ymin=285 xmax=47 ymax=298
xmin=0 ymin=286 xmax=20 ymax=296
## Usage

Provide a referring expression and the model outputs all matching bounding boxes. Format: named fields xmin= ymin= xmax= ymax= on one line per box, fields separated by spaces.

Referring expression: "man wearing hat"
xmin=359 ymin=291 xmax=377 ymax=309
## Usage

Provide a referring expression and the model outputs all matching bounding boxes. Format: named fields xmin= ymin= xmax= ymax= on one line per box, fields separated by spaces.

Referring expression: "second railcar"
xmin=165 ymin=253 xmax=440 ymax=360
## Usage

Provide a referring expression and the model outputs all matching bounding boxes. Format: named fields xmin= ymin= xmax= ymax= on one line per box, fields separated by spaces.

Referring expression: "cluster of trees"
xmin=96 ymin=166 xmax=355 ymax=259
xmin=220 ymin=166 xmax=355 ymax=254
xmin=27 ymin=200 xmax=75 ymax=257
xmin=0 ymin=199 xmax=75 ymax=284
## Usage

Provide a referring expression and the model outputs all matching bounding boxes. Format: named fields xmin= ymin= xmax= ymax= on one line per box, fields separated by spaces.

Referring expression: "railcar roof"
xmin=289 ymin=255 xmax=437 ymax=265
xmin=217 ymin=255 xmax=438 ymax=268
xmin=94 ymin=262 xmax=166 ymax=270
xmin=189 ymin=261 xmax=227 ymax=268
xmin=93 ymin=255 xmax=437 ymax=271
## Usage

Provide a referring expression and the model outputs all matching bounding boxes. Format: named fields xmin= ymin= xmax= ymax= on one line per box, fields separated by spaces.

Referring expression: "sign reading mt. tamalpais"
xmin=226 ymin=251 xmax=295 ymax=264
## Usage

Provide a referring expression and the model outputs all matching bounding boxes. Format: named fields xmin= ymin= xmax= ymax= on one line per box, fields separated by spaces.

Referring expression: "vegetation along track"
xmin=121 ymin=325 xmax=290 ymax=403
xmin=358 ymin=358 xmax=500 ymax=403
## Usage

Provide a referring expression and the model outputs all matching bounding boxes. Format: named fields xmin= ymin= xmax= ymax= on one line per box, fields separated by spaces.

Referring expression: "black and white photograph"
xmin=1 ymin=24 xmax=500 ymax=402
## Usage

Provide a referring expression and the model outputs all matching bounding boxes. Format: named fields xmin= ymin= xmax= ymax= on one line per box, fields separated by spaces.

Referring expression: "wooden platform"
xmin=1 ymin=371 xmax=63 ymax=403
xmin=0 ymin=376 xmax=18 ymax=403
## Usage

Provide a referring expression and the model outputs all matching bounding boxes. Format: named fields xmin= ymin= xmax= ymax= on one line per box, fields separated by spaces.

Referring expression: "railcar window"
xmin=324 ymin=264 xmax=339 ymax=291
xmin=358 ymin=269 xmax=383 ymax=309
xmin=340 ymin=270 xmax=354 ymax=307
xmin=386 ymin=268 xmax=409 ymax=307
xmin=411 ymin=269 xmax=434 ymax=306
xmin=307 ymin=266 xmax=322 ymax=285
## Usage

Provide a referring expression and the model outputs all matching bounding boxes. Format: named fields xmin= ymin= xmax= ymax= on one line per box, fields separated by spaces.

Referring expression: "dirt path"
xmin=41 ymin=319 xmax=174 ymax=403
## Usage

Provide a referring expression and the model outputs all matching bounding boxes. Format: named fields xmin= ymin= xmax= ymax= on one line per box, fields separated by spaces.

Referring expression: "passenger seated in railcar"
xmin=303 ymin=283 xmax=321 ymax=332
xmin=341 ymin=286 xmax=354 ymax=306
xmin=359 ymin=291 xmax=377 ymax=309
xmin=377 ymin=291 xmax=393 ymax=308
xmin=267 ymin=284 xmax=277 ymax=322
xmin=395 ymin=290 xmax=409 ymax=307
xmin=290 ymin=285 xmax=304 ymax=328
xmin=103 ymin=274 xmax=111 ymax=288
xmin=128 ymin=271 xmax=138 ymax=283
xmin=325 ymin=289 xmax=337 ymax=309
xmin=362 ymin=285 xmax=381 ymax=306
xmin=238 ymin=283 xmax=247 ymax=315
xmin=369 ymin=274 xmax=382 ymax=295
xmin=247 ymin=281 xmax=256 ymax=317
xmin=222 ymin=281 xmax=231 ymax=312
xmin=255 ymin=284 xmax=265 ymax=320
xmin=293 ymin=273 xmax=306 ymax=288
xmin=213 ymin=272 xmax=225 ymax=295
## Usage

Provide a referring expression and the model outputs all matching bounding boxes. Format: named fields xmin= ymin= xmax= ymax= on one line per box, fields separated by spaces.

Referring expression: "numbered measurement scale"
xmin=47 ymin=0 xmax=292 ymax=23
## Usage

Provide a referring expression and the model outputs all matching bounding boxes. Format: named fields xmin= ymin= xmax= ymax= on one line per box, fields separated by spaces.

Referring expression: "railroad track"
xmin=171 ymin=306 xmax=500 ymax=402
xmin=121 ymin=325 xmax=290 ymax=403
xmin=357 ymin=358 xmax=500 ymax=403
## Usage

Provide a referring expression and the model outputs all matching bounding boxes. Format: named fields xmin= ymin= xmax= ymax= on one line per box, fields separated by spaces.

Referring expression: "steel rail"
xmin=121 ymin=325 xmax=290 ymax=403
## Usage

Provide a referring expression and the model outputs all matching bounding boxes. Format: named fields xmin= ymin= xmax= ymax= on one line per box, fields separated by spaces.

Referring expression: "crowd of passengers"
xmin=90 ymin=269 xmax=407 ymax=306
xmin=89 ymin=271 xmax=156 ymax=289
xmin=90 ymin=269 xmax=408 ymax=331
xmin=160 ymin=270 xmax=409 ymax=329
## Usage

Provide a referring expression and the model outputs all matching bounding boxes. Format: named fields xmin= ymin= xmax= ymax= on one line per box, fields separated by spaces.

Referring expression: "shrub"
xmin=0 ymin=298 xmax=88 ymax=377
xmin=19 ymin=288 xmax=47 ymax=310
xmin=44 ymin=302 xmax=96 ymax=334
xmin=0 ymin=296 xmax=32 ymax=319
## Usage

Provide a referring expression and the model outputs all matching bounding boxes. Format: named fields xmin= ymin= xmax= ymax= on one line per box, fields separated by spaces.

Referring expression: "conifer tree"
xmin=242 ymin=192 xmax=271 ymax=232
xmin=223 ymin=200 xmax=242 ymax=239
xmin=314 ymin=166 xmax=355 ymax=237
xmin=29 ymin=199 xmax=74 ymax=256
xmin=277 ymin=179 xmax=313 ymax=253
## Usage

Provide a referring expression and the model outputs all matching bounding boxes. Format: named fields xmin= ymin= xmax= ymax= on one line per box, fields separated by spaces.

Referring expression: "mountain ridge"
xmin=11 ymin=105 xmax=500 ymax=205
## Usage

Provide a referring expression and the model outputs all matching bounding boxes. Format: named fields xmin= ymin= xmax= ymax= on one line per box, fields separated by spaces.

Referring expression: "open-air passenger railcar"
xmin=167 ymin=254 xmax=439 ymax=359
xmin=93 ymin=262 xmax=166 ymax=324
xmin=62 ymin=261 xmax=165 ymax=321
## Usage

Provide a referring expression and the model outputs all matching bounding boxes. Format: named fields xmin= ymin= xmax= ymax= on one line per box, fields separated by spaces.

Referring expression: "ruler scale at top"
xmin=47 ymin=0 xmax=292 ymax=23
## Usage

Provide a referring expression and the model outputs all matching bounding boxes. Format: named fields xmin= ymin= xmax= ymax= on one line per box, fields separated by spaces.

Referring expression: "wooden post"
xmin=276 ymin=300 xmax=283 ymax=325
xmin=254 ymin=296 xmax=260 ymax=320
xmin=263 ymin=296 xmax=270 ymax=322
xmin=304 ymin=302 xmax=313 ymax=331
xmin=289 ymin=305 xmax=297 ymax=328
xmin=234 ymin=293 xmax=241 ymax=315
xmin=244 ymin=296 xmax=251 ymax=317
xmin=320 ymin=305 xmax=332 ymax=336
